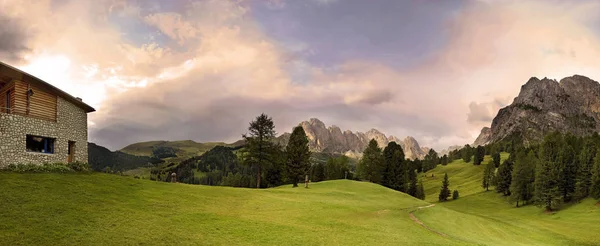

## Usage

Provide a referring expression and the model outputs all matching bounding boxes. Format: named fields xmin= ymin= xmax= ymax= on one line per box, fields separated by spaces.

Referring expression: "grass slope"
xmin=120 ymin=140 xmax=237 ymax=159
xmin=420 ymin=153 xmax=509 ymax=202
xmin=0 ymin=173 xmax=459 ymax=245
xmin=415 ymin=153 xmax=600 ymax=245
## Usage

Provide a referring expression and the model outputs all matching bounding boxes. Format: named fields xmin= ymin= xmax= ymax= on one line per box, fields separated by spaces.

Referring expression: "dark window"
xmin=26 ymin=135 xmax=55 ymax=154
xmin=5 ymin=90 xmax=10 ymax=114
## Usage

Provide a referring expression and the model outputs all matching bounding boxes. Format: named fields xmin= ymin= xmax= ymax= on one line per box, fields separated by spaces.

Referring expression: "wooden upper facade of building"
xmin=0 ymin=62 xmax=95 ymax=121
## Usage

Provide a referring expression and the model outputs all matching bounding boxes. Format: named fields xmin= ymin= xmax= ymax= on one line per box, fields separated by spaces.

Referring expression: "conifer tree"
xmin=312 ymin=163 xmax=325 ymax=182
xmin=285 ymin=126 xmax=311 ymax=187
xmin=452 ymin=190 xmax=459 ymax=200
xmin=496 ymin=159 xmax=513 ymax=196
xmin=535 ymin=133 xmax=563 ymax=211
xmin=482 ymin=162 xmax=495 ymax=191
xmin=357 ymin=139 xmax=384 ymax=183
xmin=510 ymin=150 xmax=536 ymax=207
xmin=492 ymin=152 xmax=501 ymax=168
xmin=416 ymin=179 xmax=426 ymax=200
xmin=575 ymin=138 xmax=597 ymax=200
xmin=591 ymin=151 xmax=600 ymax=199
xmin=558 ymin=144 xmax=577 ymax=202
xmin=474 ymin=146 xmax=485 ymax=165
xmin=382 ymin=142 xmax=405 ymax=191
xmin=462 ymin=145 xmax=472 ymax=163
xmin=438 ymin=173 xmax=451 ymax=202
xmin=242 ymin=113 xmax=277 ymax=188
xmin=408 ymin=169 xmax=418 ymax=197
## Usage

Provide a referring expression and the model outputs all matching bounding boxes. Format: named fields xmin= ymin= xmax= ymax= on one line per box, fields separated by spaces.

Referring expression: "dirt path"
xmin=409 ymin=204 xmax=448 ymax=237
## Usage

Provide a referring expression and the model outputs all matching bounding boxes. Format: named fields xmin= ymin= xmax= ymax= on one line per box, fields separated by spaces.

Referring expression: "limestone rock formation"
xmin=477 ymin=75 xmax=600 ymax=145
xmin=276 ymin=118 xmax=428 ymax=160
xmin=473 ymin=127 xmax=492 ymax=147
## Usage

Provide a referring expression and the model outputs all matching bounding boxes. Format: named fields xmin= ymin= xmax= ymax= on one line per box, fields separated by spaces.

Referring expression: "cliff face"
xmin=277 ymin=118 xmax=428 ymax=160
xmin=474 ymin=75 xmax=600 ymax=145
xmin=473 ymin=127 xmax=492 ymax=147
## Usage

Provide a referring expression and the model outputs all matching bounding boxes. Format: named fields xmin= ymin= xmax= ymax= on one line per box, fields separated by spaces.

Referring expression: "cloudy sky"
xmin=4 ymin=0 xmax=600 ymax=151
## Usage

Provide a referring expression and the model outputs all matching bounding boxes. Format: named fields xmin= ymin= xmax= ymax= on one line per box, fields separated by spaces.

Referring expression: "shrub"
xmin=453 ymin=190 xmax=460 ymax=200
xmin=4 ymin=162 xmax=91 ymax=173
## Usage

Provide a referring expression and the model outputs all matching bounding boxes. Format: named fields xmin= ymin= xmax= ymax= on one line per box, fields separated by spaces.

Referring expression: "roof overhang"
xmin=0 ymin=61 xmax=96 ymax=113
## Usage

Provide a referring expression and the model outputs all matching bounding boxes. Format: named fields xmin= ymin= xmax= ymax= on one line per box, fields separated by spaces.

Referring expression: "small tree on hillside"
xmin=416 ymin=179 xmax=426 ymax=200
xmin=492 ymin=152 xmax=501 ymax=168
xmin=452 ymin=190 xmax=459 ymax=200
xmin=496 ymin=159 xmax=513 ymax=196
xmin=474 ymin=146 xmax=485 ymax=165
xmin=482 ymin=162 xmax=495 ymax=191
xmin=285 ymin=126 xmax=312 ymax=187
xmin=438 ymin=173 xmax=451 ymax=202
xmin=462 ymin=145 xmax=473 ymax=163
xmin=534 ymin=133 xmax=563 ymax=211
xmin=382 ymin=142 xmax=405 ymax=191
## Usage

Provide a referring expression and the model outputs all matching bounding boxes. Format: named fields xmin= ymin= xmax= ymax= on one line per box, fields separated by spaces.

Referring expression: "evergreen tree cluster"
xmin=357 ymin=140 xmax=425 ymax=200
xmin=484 ymin=132 xmax=600 ymax=211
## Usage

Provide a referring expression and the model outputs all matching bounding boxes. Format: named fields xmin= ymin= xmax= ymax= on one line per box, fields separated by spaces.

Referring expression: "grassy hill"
xmin=414 ymin=153 xmax=600 ymax=245
xmin=2 ymin=158 xmax=599 ymax=245
xmin=0 ymin=173 xmax=456 ymax=245
xmin=420 ymin=153 xmax=509 ymax=202
xmin=120 ymin=140 xmax=242 ymax=161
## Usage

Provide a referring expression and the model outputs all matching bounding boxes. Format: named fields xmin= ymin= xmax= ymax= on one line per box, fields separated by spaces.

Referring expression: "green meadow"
xmin=1 ymin=154 xmax=599 ymax=246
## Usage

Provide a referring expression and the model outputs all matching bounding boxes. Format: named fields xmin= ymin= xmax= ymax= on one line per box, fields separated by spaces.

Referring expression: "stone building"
xmin=0 ymin=62 xmax=95 ymax=167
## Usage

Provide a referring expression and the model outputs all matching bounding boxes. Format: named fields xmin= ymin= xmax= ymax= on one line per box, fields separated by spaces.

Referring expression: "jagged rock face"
xmin=485 ymin=75 xmax=600 ymax=145
xmin=276 ymin=118 xmax=428 ymax=160
xmin=403 ymin=136 xmax=426 ymax=160
xmin=473 ymin=127 xmax=492 ymax=146
xmin=439 ymin=145 xmax=461 ymax=156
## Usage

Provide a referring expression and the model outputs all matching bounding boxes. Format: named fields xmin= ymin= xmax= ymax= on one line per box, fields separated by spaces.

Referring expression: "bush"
xmin=4 ymin=162 xmax=91 ymax=173
xmin=453 ymin=190 xmax=460 ymax=200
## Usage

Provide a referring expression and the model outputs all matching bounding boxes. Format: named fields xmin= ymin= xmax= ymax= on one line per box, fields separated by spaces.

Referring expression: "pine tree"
xmin=474 ymin=146 xmax=485 ymax=165
xmin=423 ymin=149 xmax=439 ymax=172
xmin=462 ymin=145 xmax=472 ymax=163
xmin=510 ymin=150 xmax=536 ymax=207
xmin=535 ymin=133 xmax=563 ymax=211
xmin=242 ymin=113 xmax=277 ymax=188
xmin=357 ymin=139 xmax=384 ymax=183
xmin=482 ymin=162 xmax=495 ymax=191
xmin=492 ymin=152 xmax=501 ymax=168
xmin=496 ymin=159 xmax=513 ymax=196
xmin=575 ymin=138 xmax=597 ymax=200
xmin=382 ymin=142 xmax=405 ymax=191
xmin=557 ymin=144 xmax=577 ymax=202
xmin=452 ymin=190 xmax=459 ymax=200
xmin=591 ymin=151 xmax=600 ymax=199
xmin=416 ymin=179 xmax=426 ymax=200
xmin=441 ymin=154 xmax=449 ymax=166
xmin=285 ymin=126 xmax=311 ymax=187
xmin=408 ymin=169 xmax=418 ymax=197
xmin=438 ymin=173 xmax=451 ymax=202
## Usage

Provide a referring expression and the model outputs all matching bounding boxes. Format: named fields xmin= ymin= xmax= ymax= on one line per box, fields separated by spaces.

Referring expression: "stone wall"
xmin=0 ymin=97 xmax=89 ymax=167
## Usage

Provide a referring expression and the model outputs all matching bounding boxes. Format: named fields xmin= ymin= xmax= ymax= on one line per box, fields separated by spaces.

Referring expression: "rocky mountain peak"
xmin=276 ymin=118 xmax=429 ymax=160
xmin=477 ymin=75 xmax=600 ymax=146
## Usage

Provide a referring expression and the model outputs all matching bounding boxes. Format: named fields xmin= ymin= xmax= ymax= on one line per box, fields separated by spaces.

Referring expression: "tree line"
xmin=356 ymin=139 xmax=425 ymax=200
xmin=481 ymin=132 xmax=600 ymax=211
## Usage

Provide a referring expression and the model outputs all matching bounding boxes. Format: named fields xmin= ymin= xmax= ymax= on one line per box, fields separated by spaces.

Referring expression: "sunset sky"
xmin=3 ymin=0 xmax=600 ymax=151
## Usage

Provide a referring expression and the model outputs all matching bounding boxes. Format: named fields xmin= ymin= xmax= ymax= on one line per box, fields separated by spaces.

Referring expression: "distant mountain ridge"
xmin=276 ymin=118 xmax=429 ymax=160
xmin=474 ymin=75 xmax=600 ymax=145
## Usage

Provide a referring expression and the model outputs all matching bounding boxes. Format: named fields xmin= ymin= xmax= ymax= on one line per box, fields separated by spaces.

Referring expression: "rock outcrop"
xmin=476 ymin=75 xmax=600 ymax=145
xmin=277 ymin=118 xmax=428 ymax=160
xmin=473 ymin=127 xmax=492 ymax=146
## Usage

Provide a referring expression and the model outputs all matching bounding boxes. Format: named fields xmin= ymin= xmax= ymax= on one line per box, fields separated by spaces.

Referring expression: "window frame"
xmin=26 ymin=134 xmax=56 ymax=154
xmin=5 ymin=89 xmax=10 ymax=114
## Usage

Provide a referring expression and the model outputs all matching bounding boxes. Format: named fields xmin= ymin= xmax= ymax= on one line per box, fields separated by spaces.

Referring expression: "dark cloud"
xmin=353 ymin=90 xmax=394 ymax=105
xmin=0 ymin=15 xmax=30 ymax=63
